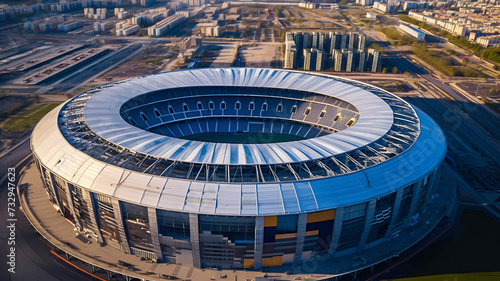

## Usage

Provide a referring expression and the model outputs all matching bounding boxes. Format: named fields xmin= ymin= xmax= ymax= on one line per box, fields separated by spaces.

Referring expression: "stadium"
xmin=31 ymin=68 xmax=447 ymax=273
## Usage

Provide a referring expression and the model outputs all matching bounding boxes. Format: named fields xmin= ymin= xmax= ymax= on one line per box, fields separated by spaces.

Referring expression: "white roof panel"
xmin=158 ymin=179 xmax=190 ymax=210
xmin=199 ymin=183 xmax=218 ymax=213
xmin=83 ymin=68 xmax=393 ymax=165
xmin=183 ymin=181 xmax=204 ymax=212
xmin=216 ymin=183 xmax=241 ymax=214
xmin=257 ymin=183 xmax=284 ymax=215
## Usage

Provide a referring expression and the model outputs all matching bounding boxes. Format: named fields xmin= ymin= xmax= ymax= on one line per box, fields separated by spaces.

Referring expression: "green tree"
xmin=412 ymin=43 xmax=455 ymax=77
xmin=242 ymin=28 xmax=249 ymax=38
xmin=382 ymin=67 xmax=387 ymax=73
xmin=392 ymin=66 xmax=398 ymax=74
xmin=370 ymin=43 xmax=384 ymax=54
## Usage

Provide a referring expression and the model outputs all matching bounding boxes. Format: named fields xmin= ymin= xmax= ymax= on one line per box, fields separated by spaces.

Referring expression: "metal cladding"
xmin=31 ymin=68 xmax=447 ymax=271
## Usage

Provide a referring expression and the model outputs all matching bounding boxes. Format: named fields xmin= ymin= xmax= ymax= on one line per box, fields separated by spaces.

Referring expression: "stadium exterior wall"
xmin=32 ymin=155 xmax=442 ymax=269
xmin=30 ymin=68 xmax=446 ymax=272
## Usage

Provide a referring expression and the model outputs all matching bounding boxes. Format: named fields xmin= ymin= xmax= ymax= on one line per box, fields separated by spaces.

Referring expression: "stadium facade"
xmin=31 ymin=68 xmax=446 ymax=271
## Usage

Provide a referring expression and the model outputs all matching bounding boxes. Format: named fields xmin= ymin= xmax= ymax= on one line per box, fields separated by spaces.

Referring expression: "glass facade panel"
xmin=70 ymin=184 xmax=92 ymax=230
xmin=366 ymin=193 xmax=396 ymax=244
xmin=93 ymin=193 xmax=121 ymax=243
xmin=121 ymin=202 xmax=153 ymax=251
xmin=391 ymin=185 xmax=414 ymax=232
xmin=343 ymin=202 xmax=367 ymax=221
xmin=305 ymin=210 xmax=336 ymax=252
xmin=416 ymin=173 xmax=433 ymax=213
xmin=51 ymin=173 xmax=73 ymax=223
xmin=276 ymin=215 xmax=298 ymax=234
xmin=199 ymin=215 xmax=255 ymax=269
xmin=155 ymin=209 xmax=191 ymax=264
xmin=37 ymin=161 xmax=57 ymax=205
xmin=156 ymin=209 xmax=190 ymax=241
xmin=337 ymin=217 xmax=365 ymax=251
xmin=262 ymin=215 xmax=298 ymax=265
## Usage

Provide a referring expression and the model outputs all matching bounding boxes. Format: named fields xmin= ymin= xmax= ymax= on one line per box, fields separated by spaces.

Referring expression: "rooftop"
xmin=30 ymin=68 xmax=446 ymax=215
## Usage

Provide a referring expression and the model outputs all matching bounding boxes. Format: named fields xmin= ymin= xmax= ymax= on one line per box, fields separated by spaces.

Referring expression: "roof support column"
xmin=64 ymin=183 xmax=81 ymax=231
xmin=386 ymin=188 xmax=404 ymax=237
xmin=253 ymin=216 xmax=264 ymax=270
xmin=148 ymin=207 xmax=163 ymax=262
xmin=83 ymin=190 xmax=103 ymax=243
xmin=357 ymin=199 xmax=376 ymax=251
xmin=189 ymin=213 xmax=201 ymax=268
xmin=406 ymin=180 xmax=423 ymax=227
xmin=424 ymin=168 xmax=440 ymax=212
xmin=112 ymin=199 xmax=131 ymax=254
xmin=328 ymin=207 xmax=344 ymax=256
xmin=293 ymin=213 xmax=308 ymax=265
xmin=48 ymin=173 xmax=63 ymax=215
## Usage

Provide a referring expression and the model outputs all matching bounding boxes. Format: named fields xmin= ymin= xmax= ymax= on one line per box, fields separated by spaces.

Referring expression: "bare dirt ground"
xmin=0 ymin=95 xmax=31 ymax=116
xmin=95 ymin=44 xmax=177 ymax=83
xmin=280 ymin=7 xmax=346 ymax=30
xmin=240 ymin=43 xmax=279 ymax=68
xmin=0 ymin=95 xmax=36 ymax=151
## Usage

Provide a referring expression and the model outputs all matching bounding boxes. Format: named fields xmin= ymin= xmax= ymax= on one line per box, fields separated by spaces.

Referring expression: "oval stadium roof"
xmin=31 ymin=68 xmax=447 ymax=215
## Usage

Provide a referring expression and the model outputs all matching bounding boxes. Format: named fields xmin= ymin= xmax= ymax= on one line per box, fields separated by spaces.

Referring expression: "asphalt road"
xmin=54 ymin=43 xmax=143 ymax=93
xmin=384 ymin=55 xmax=426 ymax=75
xmin=387 ymin=53 xmax=500 ymax=217
xmin=387 ymin=54 xmax=500 ymax=140
xmin=0 ymin=138 xmax=99 ymax=281
xmin=339 ymin=10 xmax=363 ymax=35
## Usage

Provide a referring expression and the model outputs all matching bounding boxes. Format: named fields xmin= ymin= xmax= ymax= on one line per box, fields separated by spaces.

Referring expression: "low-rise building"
xmin=57 ymin=20 xmax=80 ymax=32
xmin=476 ymin=35 xmax=500 ymax=47
xmin=360 ymin=0 xmax=374 ymax=6
xmin=403 ymin=1 xmax=428 ymax=11
xmin=298 ymin=2 xmax=319 ymax=9
xmin=95 ymin=21 xmax=113 ymax=32
xmin=198 ymin=21 xmax=219 ymax=37
xmin=115 ymin=21 xmax=139 ymax=36
xmin=148 ymin=14 xmax=186 ymax=37
xmin=180 ymin=0 xmax=206 ymax=6
xmin=399 ymin=24 xmax=426 ymax=40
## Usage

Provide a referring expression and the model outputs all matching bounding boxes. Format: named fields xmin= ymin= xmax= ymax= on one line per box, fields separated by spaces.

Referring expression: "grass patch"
xmin=381 ymin=27 xmax=415 ymax=46
xmin=181 ymin=132 xmax=305 ymax=144
xmin=453 ymin=66 xmax=485 ymax=78
xmin=412 ymin=43 xmax=487 ymax=78
xmin=379 ymin=80 xmax=406 ymax=92
xmin=2 ymin=103 xmax=62 ymax=131
xmin=145 ymin=56 xmax=176 ymax=65
xmin=412 ymin=43 xmax=455 ymax=77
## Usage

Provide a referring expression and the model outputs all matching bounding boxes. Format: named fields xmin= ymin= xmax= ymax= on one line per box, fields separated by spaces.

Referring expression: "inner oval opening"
xmin=120 ymin=86 xmax=359 ymax=144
